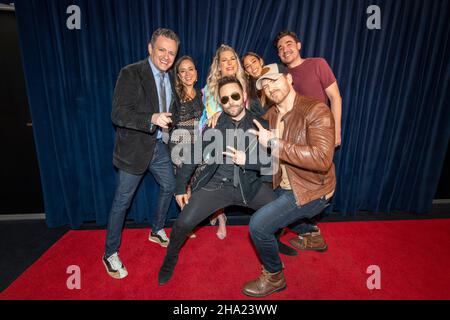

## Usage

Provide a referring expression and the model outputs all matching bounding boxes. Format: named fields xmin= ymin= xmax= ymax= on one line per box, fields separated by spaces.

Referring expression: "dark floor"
xmin=0 ymin=220 xmax=69 ymax=293
xmin=1 ymin=203 xmax=450 ymax=293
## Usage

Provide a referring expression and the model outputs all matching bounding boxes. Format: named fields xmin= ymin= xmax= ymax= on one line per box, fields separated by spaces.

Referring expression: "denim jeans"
xmin=105 ymin=140 xmax=176 ymax=257
xmin=163 ymin=180 xmax=277 ymax=267
xmin=290 ymin=221 xmax=319 ymax=234
xmin=249 ymin=188 xmax=330 ymax=273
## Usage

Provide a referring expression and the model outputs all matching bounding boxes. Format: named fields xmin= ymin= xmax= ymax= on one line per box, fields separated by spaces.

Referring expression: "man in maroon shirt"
xmin=275 ymin=30 xmax=342 ymax=146
xmin=273 ymin=30 xmax=342 ymax=252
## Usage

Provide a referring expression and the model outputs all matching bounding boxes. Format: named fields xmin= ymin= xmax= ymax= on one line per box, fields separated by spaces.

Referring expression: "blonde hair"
xmin=206 ymin=44 xmax=247 ymax=102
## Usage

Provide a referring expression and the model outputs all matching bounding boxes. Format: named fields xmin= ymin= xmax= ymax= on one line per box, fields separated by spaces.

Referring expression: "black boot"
xmin=158 ymin=224 xmax=189 ymax=285
xmin=158 ymin=253 xmax=178 ymax=285
xmin=276 ymin=229 xmax=298 ymax=256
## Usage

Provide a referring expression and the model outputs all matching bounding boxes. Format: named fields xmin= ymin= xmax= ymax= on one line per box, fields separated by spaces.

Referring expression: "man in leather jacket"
xmin=242 ymin=63 xmax=336 ymax=298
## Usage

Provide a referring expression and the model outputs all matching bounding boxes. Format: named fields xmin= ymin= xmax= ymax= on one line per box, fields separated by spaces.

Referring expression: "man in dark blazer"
xmin=103 ymin=28 xmax=179 ymax=279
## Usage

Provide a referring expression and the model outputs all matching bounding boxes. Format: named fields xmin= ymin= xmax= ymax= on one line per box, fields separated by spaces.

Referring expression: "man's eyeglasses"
xmin=220 ymin=92 xmax=241 ymax=105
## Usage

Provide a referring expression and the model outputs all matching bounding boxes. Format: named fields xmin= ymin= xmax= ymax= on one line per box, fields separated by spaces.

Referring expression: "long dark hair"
xmin=242 ymin=52 xmax=269 ymax=107
xmin=174 ymin=55 xmax=197 ymax=102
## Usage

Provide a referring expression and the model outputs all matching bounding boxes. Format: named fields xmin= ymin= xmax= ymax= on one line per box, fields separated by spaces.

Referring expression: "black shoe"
xmin=275 ymin=228 xmax=298 ymax=256
xmin=158 ymin=256 xmax=178 ymax=285
xmin=277 ymin=239 xmax=298 ymax=256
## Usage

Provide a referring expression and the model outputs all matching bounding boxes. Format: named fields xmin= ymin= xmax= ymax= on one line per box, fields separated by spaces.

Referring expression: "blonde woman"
xmin=201 ymin=44 xmax=248 ymax=123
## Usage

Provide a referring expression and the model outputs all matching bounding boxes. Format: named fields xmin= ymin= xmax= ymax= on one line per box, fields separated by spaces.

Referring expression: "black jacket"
xmin=111 ymin=59 xmax=176 ymax=174
xmin=175 ymin=111 xmax=269 ymax=204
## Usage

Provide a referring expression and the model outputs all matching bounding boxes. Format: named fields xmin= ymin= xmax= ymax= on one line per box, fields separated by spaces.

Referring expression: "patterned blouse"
xmin=199 ymin=85 xmax=222 ymax=132
xmin=171 ymin=88 xmax=204 ymax=145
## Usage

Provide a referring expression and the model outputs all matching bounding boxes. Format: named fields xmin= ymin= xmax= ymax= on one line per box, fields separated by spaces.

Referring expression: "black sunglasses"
xmin=220 ymin=92 xmax=241 ymax=105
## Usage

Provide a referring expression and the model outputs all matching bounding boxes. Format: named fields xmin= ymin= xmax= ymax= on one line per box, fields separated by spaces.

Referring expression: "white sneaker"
xmin=103 ymin=252 xmax=128 ymax=279
xmin=149 ymin=229 xmax=170 ymax=247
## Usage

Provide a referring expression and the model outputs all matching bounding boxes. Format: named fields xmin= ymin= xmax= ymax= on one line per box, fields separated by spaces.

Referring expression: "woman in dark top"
xmin=171 ymin=56 xmax=204 ymax=165
xmin=242 ymin=52 xmax=275 ymax=116
xmin=171 ymin=56 xmax=204 ymax=239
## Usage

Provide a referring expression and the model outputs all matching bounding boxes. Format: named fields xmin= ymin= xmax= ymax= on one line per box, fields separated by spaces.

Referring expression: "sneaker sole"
xmin=102 ymin=260 xmax=128 ymax=279
xmin=149 ymin=236 xmax=169 ymax=248
xmin=242 ymin=284 xmax=287 ymax=298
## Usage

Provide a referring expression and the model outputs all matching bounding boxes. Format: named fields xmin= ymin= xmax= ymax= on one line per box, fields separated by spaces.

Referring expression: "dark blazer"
xmin=111 ymin=59 xmax=176 ymax=174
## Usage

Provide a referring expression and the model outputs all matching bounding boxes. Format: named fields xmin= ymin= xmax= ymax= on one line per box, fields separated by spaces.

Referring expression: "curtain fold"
xmin=11 ymin=0 xmax=450 ymax=227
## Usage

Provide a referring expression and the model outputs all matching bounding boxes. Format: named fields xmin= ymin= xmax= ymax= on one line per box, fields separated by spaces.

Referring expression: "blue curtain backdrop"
xmin=9 ymin=0 xmax=450 ymax=227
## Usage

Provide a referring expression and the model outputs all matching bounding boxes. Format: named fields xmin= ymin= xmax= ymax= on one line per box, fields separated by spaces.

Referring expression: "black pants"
xmin=165 ymin=180 xmax=277 ymax=261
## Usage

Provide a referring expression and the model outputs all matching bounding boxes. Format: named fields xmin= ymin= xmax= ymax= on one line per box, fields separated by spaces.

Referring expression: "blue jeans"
xmin=249 ymin=188 xmax=330 ymax=273
xmin=290 ymin=220 xmax=319 ymax=234
xmin=105 ymin=140 xmax=176 ymax=257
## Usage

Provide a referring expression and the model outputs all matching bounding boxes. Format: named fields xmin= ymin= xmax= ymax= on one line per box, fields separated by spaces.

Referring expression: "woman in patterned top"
xmin=171 ymin=56 xmax=204 ymax=161
xmin=171 ymin=56 xmax=204 ymax=239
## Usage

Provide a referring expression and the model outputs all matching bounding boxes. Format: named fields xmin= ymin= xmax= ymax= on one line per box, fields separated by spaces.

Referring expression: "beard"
xmin=223 ymin=104 xmax=245 ymax=119
xmin=269 ymin=90 xmax=289 ymax=104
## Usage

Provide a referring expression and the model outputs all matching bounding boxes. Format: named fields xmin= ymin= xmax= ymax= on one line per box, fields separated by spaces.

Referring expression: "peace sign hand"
xmin=223 ymin=146 xmax=246 ymax=165
xmin=249 ymin=119 xmax=274 ymax=148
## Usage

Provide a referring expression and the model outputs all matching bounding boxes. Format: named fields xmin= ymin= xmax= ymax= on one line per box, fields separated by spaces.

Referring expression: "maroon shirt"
xmin=288 ymin=58 xmax=336 ymax=105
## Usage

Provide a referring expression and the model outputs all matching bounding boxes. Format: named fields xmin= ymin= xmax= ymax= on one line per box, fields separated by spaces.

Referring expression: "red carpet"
xmin=1 ymin=219 xmax=450 ymax=300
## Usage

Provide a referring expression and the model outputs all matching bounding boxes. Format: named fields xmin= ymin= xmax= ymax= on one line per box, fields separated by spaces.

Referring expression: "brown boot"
xmin=242 ymin=267 xmax=286 ymax=298
xmin=289 ymin=229 xmax=328 ymax=252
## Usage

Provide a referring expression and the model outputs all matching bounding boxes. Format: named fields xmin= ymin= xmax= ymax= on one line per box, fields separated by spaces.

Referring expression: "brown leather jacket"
xmin=264 ymin=94 xmax=336 ymax=205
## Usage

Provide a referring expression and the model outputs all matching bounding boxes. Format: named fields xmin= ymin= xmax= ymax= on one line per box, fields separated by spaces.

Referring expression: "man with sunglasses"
xmin=241 ymin=64 xmax=336 ymax=297
xmin=158 ymin=76 xmax=277 ymax=285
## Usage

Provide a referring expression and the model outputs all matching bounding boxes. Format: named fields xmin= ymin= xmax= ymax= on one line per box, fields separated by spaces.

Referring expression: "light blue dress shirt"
xmin=148 ymin=57 xmax=172 ymax=139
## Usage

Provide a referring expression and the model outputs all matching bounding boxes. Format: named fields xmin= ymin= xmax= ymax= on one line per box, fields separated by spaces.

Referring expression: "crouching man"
xmin=243 ymin=64 xmax=336 ymax=297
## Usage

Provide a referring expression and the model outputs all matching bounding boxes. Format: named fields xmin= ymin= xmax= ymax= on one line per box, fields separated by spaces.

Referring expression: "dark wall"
xmin=0 ymin=9 xmax=44 ymax=214
xmin=435 ymin=142 xmax=450 ymax=199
